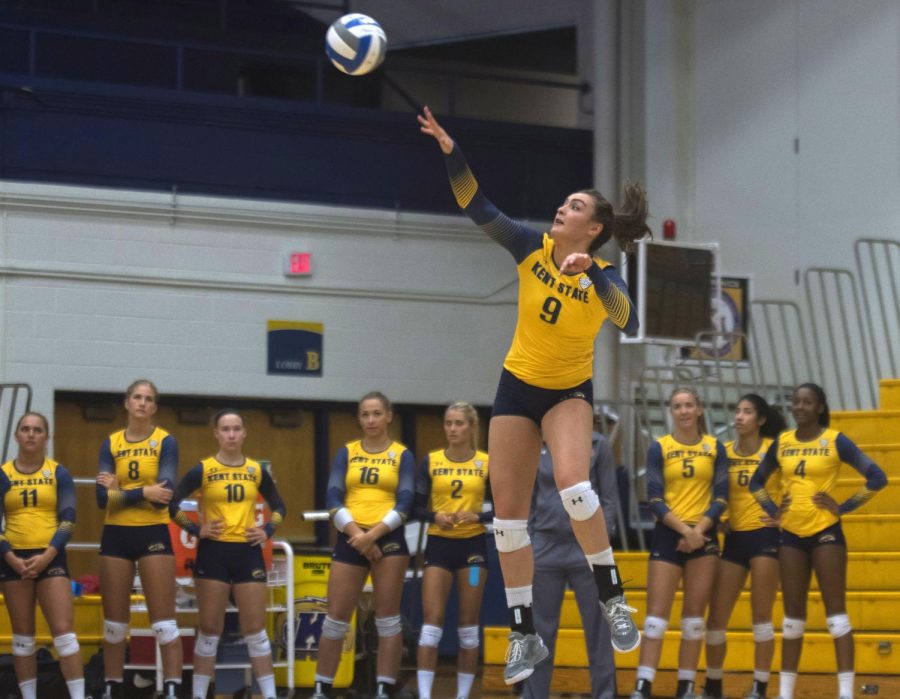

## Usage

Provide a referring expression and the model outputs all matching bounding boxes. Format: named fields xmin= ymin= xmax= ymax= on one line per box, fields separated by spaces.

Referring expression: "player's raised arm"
xmin=418 ymin=106 xmax=540 ymax=262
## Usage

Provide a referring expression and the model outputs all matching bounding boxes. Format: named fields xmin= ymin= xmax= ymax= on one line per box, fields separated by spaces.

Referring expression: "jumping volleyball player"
xmin=419 ymin=106 xmax=650 ymax=683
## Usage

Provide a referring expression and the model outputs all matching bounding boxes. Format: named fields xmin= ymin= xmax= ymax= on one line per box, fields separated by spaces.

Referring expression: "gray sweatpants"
xmin=522 ymin=533 xmax=616 ymax=699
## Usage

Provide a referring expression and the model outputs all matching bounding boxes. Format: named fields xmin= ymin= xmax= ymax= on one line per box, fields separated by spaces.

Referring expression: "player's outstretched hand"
xmin=418 ymin=106 xmax=454 ymax=155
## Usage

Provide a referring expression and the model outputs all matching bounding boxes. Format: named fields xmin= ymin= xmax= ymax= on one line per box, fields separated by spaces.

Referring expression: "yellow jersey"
xmin=327 ymin=439 xmax=416 ymax=529
xmin=97 ymin=426 xmax=178 ymax=526
xmin=646 ymin=434 xmax=729 ymax=525
xmin=443 ymin=145 xmax=637 ymax=389
xmin=416 ymin=449 xmax=490 ymax=538
xmin=169 ymin=457 xmax=285 ymax=543
xmin=0 ymin=459 xmax=76 ymax=551
xmin=724 ymin=439 xmax=780 ymax=531
xmin=751 ymin=429 xmax=887 ymax=537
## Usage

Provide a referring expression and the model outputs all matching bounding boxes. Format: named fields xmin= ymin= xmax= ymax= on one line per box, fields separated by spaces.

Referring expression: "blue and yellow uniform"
xmin=327 ymin=439 xmax=415 ymax=566
xmin=415 ymin=449 xmax=492 ymax=570
xmin=646 ymin=434 xmax=729 ymax=565
xmin=750 ymin=429 xmax=886 ymax=548
xmin=170 ymin=457 xmax=286 ymax=584
xmin=0 ymin=458 xmax=76 ymax=580
xmin=720 ymin=439 xmax=780 ymax=566
xmin=96 ymin=427 xmax=179 ymax=560
xmin=444 ymin=146 xmax=638 ymax=421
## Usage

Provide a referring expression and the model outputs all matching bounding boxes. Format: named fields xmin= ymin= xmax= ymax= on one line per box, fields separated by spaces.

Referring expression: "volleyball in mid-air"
xmin=325 ymin=13 xmax=387 ymax=76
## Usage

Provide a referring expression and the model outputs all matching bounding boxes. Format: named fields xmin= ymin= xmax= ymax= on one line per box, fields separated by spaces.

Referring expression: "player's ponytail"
xmin=582 ymin=182 xmax=651 ymax=254
xmin=737 ymin=393 xmax=787 ymax=438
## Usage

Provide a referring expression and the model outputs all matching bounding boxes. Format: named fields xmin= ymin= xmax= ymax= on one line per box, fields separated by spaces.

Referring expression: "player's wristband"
xmin=333 ymin=507 xmax=353 ymax=532
xmin=381 ymin=509 xmax=402 ymax=532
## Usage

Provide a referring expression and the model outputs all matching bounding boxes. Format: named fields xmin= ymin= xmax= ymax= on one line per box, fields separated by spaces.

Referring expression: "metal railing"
xmin=748 ymin=300 xmax=814 ymax=413
xmin=855 ymin=238 xmax=900 ymax=383
xmin=0 ymin=384 xmax=32 ymax=463
xmin=804 ymin=267 xmax=878 ymax=409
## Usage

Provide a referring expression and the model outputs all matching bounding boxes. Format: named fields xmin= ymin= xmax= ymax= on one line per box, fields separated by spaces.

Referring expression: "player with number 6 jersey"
xmin=702 ymin=394 xmax=787 ymax=699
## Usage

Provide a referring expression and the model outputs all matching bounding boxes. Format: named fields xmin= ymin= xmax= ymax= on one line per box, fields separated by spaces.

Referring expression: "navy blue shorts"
xmin=781 ymin=521 xmax=846 ymax=553
xmin=0 ymin=548 xmax=69 ymax=582
xmin=423 ymin=534 xmax=488 ymax=571
xmin=649 ymin=521 xmax=720 ymax=567
xmin=100 ymin=524 xmax=173 ymax=561
xmin=194 ymin=539 xmax=267 ymax=584
xmin=721 ymin=527 xmax=780 ymax=568
xmin=492 ymin=369 xmax=593 ymax=426
xmin=333 ymin=528 xmax=409 ymax=567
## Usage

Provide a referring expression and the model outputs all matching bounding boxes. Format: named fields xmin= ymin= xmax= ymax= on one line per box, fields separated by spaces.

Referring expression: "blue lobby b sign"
xmin=267 ymin=321 xmax=323 ymax=376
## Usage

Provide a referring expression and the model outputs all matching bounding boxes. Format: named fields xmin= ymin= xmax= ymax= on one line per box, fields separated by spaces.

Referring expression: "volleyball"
xmin=325 ymin=13 xmax=387 ymax=76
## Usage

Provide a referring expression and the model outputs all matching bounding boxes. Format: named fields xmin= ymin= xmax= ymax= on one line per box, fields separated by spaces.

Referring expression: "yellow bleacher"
xmin=484 ymin=377 xmax=900 ymax=681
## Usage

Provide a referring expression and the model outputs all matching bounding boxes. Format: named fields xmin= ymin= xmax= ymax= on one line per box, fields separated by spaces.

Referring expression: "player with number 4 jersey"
xmin=750 ymin=383 xmax=886 ymax=699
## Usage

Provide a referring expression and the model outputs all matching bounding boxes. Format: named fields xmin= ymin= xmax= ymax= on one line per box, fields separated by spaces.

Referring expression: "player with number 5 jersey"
xmin=95 ymin=379 xmax=182 ymax=699
xmin=419 ymin=105 xmax=650 ymax=684
xmin=631 ymin=388 xmax=728 ymax=699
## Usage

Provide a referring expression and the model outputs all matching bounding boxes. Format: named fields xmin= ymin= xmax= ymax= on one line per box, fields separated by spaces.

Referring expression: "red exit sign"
xmin=284 ymin=252 xmax=312 ymax=276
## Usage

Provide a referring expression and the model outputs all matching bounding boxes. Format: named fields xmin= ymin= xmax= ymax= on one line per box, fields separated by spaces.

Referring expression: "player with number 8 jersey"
xmin=95 ymin=379 xmax=182 ymax=699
